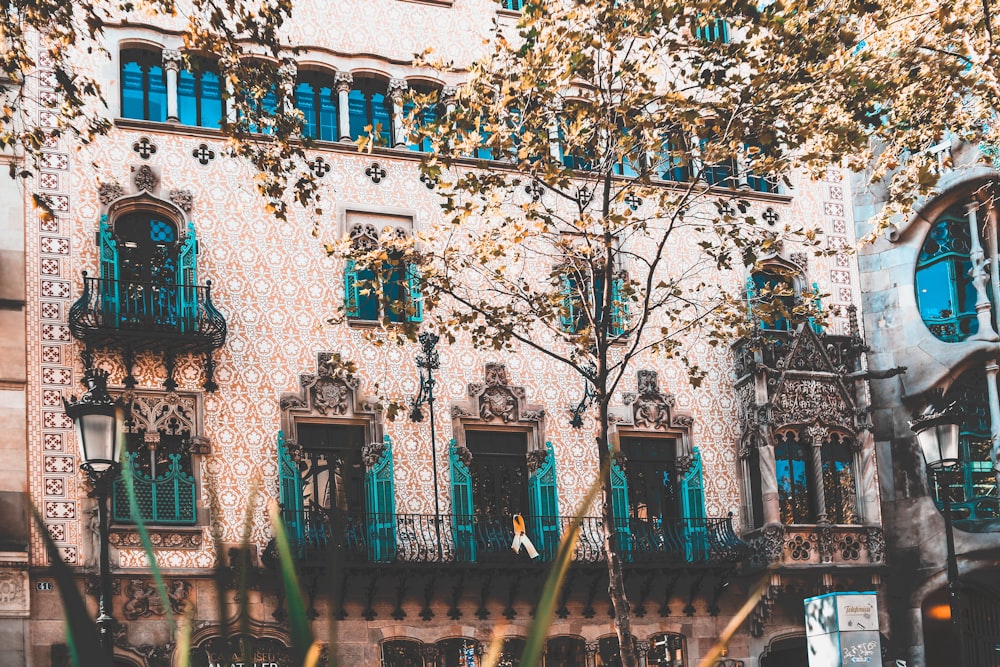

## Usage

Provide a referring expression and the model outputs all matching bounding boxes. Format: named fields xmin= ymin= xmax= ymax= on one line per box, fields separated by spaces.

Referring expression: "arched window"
xmin=657 ymin=131 xmax=691 ymax=182
xmin=381 ymin=639 xmax=423 ymax=667
xmin=404 ymin=83 xmax=440 ymax=152
xmin=348 ymin=77 xmax=392 ymax=146
xmin=775 ymin=430 xmax=813 ymax=524
xmin=596 ymin=636 xmax=623 ymax=667
xmin=435 ymin=639 xmax=479 ymax=667
xmin=543 ymin=636 xmax=586 ymax=667
xmin=750 ymin=268 xmax=796 ymax=331
xmin=915 ymin=205 xmax=980 ymax=342
xmin=647 ymin=632 xmax=687 ymax=666
xmin=822 ymin=433 xmax=858 ymax=525
xmin=177 ymin=58 xmax=223 ymax=129
xmin=295 ymin=71 xmax=338 ymax=141
xmin=121 ymin=48 xmax=167 ymax=121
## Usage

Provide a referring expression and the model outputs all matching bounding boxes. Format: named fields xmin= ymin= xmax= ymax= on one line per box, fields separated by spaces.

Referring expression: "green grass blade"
xmin=31 ymin=506 xmax=107 ymax=667
xmin=206 ymin=479 xmax=231 ymax=649
xmin=121 ymin=433 xmax=174 ymax=631
xmin=520 ymin=461 xmax=608 ymax=666
xmin=267 ymin=499 xmax=313 ymax=665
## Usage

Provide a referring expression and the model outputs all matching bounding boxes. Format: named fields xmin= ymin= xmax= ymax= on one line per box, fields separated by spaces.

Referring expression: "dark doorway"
xmin=760 ymin=635 xmax=807 ymax=667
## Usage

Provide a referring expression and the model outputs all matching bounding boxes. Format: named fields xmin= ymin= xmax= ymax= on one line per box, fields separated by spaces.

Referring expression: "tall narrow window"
xmin=620 ymin=437 xmax=680 ymax=520
xmin=436 ymin=639 xmax=479 ymax=667
xmin=647 ymin=633 xmax=687 ymax=666
xmin=178 ymin=59 xmax=223 ymax=129
xmin=658 ymin=132 xmax=691 ymax=182
xmin=775 ymin=430 xmax=814 ymax=524
xmin=544 ymin=637 xmax=586 ymax=667
xmin=699 ymin=132 xmax=737 ymax=187
xmin=295 ymin=72 xmax=338 ymax=141
xmin=345 ymin=223 xmax=422 ymax=325
xmin=822 ymin=433 xmax=859 ymax=524
xmin=121 ymin=49 xmax=167 ymax=122
xmin=404 ymin=84 xmax=439 ymax=152
xmin=750 ymin=269 xmax=796 ymax=331
xmin=349 ymin=78 xmax=392 ymax=146
xmin=560 ymin=265 xmax=627 ymax=336
xmin=381 ymin=639 xmax=423 ymax=667
xmin=915 ymin=206 xmax=981 ymax=342
xmin=468 ymin=431 xmax=529 ymax=518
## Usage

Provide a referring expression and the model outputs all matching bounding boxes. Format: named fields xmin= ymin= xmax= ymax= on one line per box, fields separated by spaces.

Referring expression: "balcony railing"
xmin=732 ymin=327 xmax=861 ymax=380
xmin=69 ymin=274 xmax=227 ymax=352
xmin=280 ymin=509 xmax=748 ymax=566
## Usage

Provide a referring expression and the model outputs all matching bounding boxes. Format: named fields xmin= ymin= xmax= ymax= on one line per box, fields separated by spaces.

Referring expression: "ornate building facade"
xmin=854 ymin=147 xmax=1000 ymax=665
xmin=10 ymin=2 xmax=886 ymax=666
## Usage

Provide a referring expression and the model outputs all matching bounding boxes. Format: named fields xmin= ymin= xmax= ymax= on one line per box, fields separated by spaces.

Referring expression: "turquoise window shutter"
xmin=364 ymin=435 xmax=397 ymax=563
xmin=528 ymin=441 xmax=560 ymax=561
xmin=406 ymin=262 xmax=423 ymax=323
xmin=745 ymin=275 xmax=757 ymax=320
xmin=680 ymin=447 xmax=707 ymax=562
xmin=97 ymin=215 xmax=120 ymax=327
xmin=809 ymin=281 xmax=823 ymax=334
xmin=449 ymin=439 xmax=476 ymax=562
xmin=610 ymin=275 xmax=627 ymax=336
xmin=610 ymin=456 xmax=632 ymax=562
xmin=560 ymin=275 xmax=576 ymax=331
xmin=176 ymin=222 xmax=198 ymax=333
xmin=277 ymin=431 xmax=305 ymax=554
xmin=344 ymin=259 xmax=360 ymax=318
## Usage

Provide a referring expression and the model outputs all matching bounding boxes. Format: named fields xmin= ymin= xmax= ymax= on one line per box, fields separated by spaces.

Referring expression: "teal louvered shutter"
xmin=809 ymin=281 xmax=823 ymax=334
xmin=560 ymin=275 xmax=576 ymax=332
xmin=176 ymin=222 xmax=198 ymax=332
xmin=610 ymin=456 xmax=632 ymax=562
xmin=97 ymin=215 xmax=120 ymax=327
xmin=610 ymin=275 xmax=627 ymax=336
xmin=449 ymin=439 xmax=476 ymax=562
xmin=745 ymin=275 xmax=757 ymax=320
xmin=277 ymin=431 xmax=305 ymax=555
xmin=365 ymin=435 xmax=397 ymax=563
xmin=344 ymin=259 xmax=360 ymax=318
xmin=528 ymin=442 xmax=560 ymax=561
xmin=680 ymin=447 xmax=707 ymax=562
xmin=406 ymin=262 xmax=423 ymax=323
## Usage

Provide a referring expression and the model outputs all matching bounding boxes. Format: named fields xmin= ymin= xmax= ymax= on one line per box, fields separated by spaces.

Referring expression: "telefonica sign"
xmin=804 ymin=591 xmax=882 ymax=667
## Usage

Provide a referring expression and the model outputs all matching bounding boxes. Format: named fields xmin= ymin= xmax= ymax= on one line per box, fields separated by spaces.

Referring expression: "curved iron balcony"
xmin=69 ymin=273 xmax=227 ymax=391
xmin=279 ymin=510 xmax=748 ymax=566
xmin=69 ymin=273 xmax=227 ymax=352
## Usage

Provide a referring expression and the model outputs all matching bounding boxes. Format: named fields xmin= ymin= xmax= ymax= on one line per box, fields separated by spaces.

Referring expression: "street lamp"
xmin=63 ymin=367 xmax=125 ymax=657
xmin=909 ymin=402 xmax=966 ymax=667
xmin=410 ymin=332 xmax=443 ymax=560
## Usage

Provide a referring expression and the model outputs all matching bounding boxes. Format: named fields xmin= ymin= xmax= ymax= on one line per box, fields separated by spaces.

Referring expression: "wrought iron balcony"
xmin=69 ymin=274 xmax=227 ymax=390
xmin=279 ymin=509 xmax=748 ymax=567
xmin=732 ymin=327 xmax=863 ymax=381
xmin=69 ymin=274 xmax=227 ymax=351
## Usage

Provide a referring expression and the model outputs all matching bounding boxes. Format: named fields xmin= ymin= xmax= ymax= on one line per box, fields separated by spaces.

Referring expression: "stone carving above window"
xmin=618 ymin=370 xmax=693 ymax=432
xmin=279 ymin=352 xmax=382 ymax=450
xmin=450 ymin=362 xmax=546 ymax=451
xmin=120 ymin=390 xmax=209 ymax=454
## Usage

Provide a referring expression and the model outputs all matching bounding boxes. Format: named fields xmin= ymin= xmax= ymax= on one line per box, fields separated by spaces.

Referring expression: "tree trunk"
xmin=598 ymin=397 xmax=637 ymax=667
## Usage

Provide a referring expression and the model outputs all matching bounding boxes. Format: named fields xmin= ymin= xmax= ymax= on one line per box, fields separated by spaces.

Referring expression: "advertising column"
xmin=804 ymin=591 xmax=882 ymax=667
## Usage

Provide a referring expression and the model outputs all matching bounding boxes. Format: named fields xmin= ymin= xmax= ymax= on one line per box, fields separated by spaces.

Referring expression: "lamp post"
xmin=909 ymin=403 xmax=966 ymax=667
xmin=410 ymin=332 xmax=443 ymax=560
xmin=63 ymin=368 xmax=124 ymax=658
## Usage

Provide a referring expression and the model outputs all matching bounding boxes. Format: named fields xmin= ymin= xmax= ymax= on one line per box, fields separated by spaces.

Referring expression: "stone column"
xmin=585 ymin=641 xmax=599 ymax=667
xmin=335 ymin=71 xmax=353 ymax=142
xmin=547 ymin=98 xmax=562 ymax=162
xmin=967 ymin=201 xmax=999 ymax=341
xmin=806 ymin=424 xmax=828 ymax=523
xmin=636 ymin=640 xmax=650 ymax=667
xmin=441 ymin=86 xmax=458 ymax=151
xmin=389 ymin=78 xmax=408 ymax=148
xmin=162 ymin=49 xmax=182 ymax=122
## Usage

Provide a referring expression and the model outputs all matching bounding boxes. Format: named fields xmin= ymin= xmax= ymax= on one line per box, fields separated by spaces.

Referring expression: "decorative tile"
xmin=41 ymin=389 xmax=62 ymax=407
xmin=39 ymin=216 xmax=59 ymax=232
xmin=832 ymin=218 xmax=846 ymax=234
xmin=41 ymin=325 xmax=70 ymax=342
xmin=831 ymin=270 xmax=851 ymax=284
xmin=40 ymin=258 xmax=60 ymax=275
xmin=42 ymin=412 xmax=73 ymax=429
xmin=39 ymin=237 xmax=70 ymax=255
xmin=40 ymin=302 xmax=60 ymax=320
xmin=41 ymin=367 xmax=71 ymax=385
xmin=39 ymin=172 xmax=59 ymax=190
xmin=58 ymin=547 xmax=77 ymax=564
xmin=40 ymin=280 xmax=71 ymax=298
xmin=40 ymin=152 xmax=69 ymax=170
xmin=823 ymin=202 xmax=845 ymax=217
xmin=839 ymin=287 xmax=853 ymax=302
xmin=43 ymin=456 xmax=75 ymax=474
xmin=44 ymin=501 xmax=76 ymax=519
xmin=44 ymin=479 xmax=65 ymax=497
xmin=829 ymin=185 xmax=843 ymax=200
xmin=47 ymin=522 xmax=66 ymax=541
xmin=43 ymin=433 xmax=64 ymax=451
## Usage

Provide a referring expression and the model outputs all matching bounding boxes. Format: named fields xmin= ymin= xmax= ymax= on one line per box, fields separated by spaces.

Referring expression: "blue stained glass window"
xmin=915 ymin=207 xmax=984 ymax=342
xmin=821 ymin=434 xmax=858 ymax=524
xmin=120 ymin=50 xmax=166 ymax=122
xmin=751 ymin=269 xmax=794 ymax=330
xmin=295 ymin=81 xmax=317 ymax=138
xmin=775 ymin=431 xmax=813 ymax=523
xmin=177 ymin=62 xmax=222 ymax=129
xmin=348 ymin=80 xmax=392 ymax=146
xmin=295 ymin=75 xmax=338 ymax=141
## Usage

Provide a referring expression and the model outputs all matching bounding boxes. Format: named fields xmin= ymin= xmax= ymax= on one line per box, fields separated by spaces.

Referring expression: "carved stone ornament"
xmin=621 ymin=369 xmax=692 ymax=431
xmin=454 ymin=445 xmax=473 ymax=469
xmin=0 ymin=570 xmax=28 ymax=615
xmin=866 ymin=526 xmax=885 ymax=564
xmin=98 ymin=182 xmax=125 ymax=205
xmin=526 ymin=448 xmax=549 ymax=474
xmin=119 ymin=390 xmax=207 ymax=455
xmin=805 ymin=423 xmax=829 ymax=446
xmin=169 ymin=189 xmax=194 ymax=212
xmin=771 ymin=379 xmax=853 ymax=431
xmin=109 ymin=527 xmax=203 ymax=550
xmin=476 ymin=363 xmax=527 ymax=423
xmin=133 ymin=164 xmax=158 ymax=192
xmin=123 ymin=579 xmax=192 ymax=619
xmin=362 ymin=441 xmax=387 ymax=469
